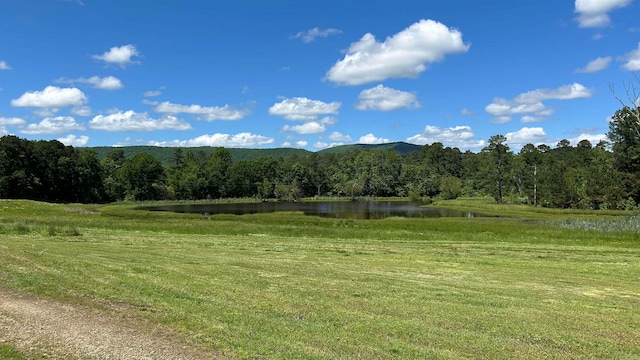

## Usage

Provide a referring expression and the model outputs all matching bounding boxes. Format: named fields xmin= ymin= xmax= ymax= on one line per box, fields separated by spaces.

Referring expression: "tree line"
xmin=1 ymin=106 xmax=638 ymax=209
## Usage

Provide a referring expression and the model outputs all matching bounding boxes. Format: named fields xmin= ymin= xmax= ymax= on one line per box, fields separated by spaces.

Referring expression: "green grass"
xmin=0 ymin=345 xmax=28 ymax=360
xmin=0 ymin=199 xmax=639 ymax=359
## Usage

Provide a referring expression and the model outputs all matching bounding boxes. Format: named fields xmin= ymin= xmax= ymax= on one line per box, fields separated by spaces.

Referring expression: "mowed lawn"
xmin=0 ymin=200 xmax=638 ymax=359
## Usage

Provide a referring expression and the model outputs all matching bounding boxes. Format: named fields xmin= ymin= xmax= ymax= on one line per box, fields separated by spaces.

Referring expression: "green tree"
xmin=101 ymin=149 xmax=126 ymax=201
xmin=608 ymin=105 xmax=640 ymax=202
xmin=439 ymin=175 xmax=462 ymax=199
xmin=482 ymin=135 xmax=511 ymax=203
xmin=119 ymin=153 xmax=166 ymax=201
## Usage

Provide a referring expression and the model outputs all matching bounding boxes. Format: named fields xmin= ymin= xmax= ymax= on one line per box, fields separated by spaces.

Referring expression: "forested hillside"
xmin=89 ymin=146 xmax=311 ymax=164
xmin=1 ymin=106 xmax=638 ymax=209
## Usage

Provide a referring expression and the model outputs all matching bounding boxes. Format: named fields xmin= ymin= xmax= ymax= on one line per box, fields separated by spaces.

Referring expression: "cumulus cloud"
xmin=22 ymin=116 xmax=85 ymax=134
xmin=71 ymin=106 xmax=92 ymax=117
xmin=11 ymin=86 xmax=88 ymax=108
xmin=358 ymin=133 xmax=390 ymax=144
xmin=514 ymin=83 xmax=592 ymax=103
xmin=485 ymin=83 xmax=592 ymax=122
xmin=155 ymin=101 xmax=250 ymax=121
xmin=92 ymin=45 xmax=140 ymax=67
xmin=57 ymin=134 xmax=89 ymax=147
xmin=407 ymin=125 xmax=485 ymax=149
xmin=569 ymin=133 xmax=608 ymax=146
xmin=150 ymin=132 xmax=274 ymax=147
xmin=281 ymin=122 xmax=326 ymax=134
xmin=505 ymin=127 xmax=549 ymax=149
xmin=57 ymin=76 xmax=123 ymax=90
xmin=327 ymin=131 xmax=352 ymax=142
xmin=0 ymin=61 xmax=10 ymax=70
xmin=521 ymin=115 xmax=543 ymax=123
xmin=575 ymin=56 xmax=612 ymax=73
xmin=314 ymin=141 xmax=346 ymax=149
xmin=620 ymin=43 xmax=640 ymax=71
xmin=282 ymin=140 xmax=309 ymax=148
xmin=144 ymin=90 xmax=162 ymax=97
xmin=0 ymin=117 xmax=26 ymax=126
xmin=355 ymin=84 xmax=420 ymax=111
xmin=269 ymin=97 xmax=341 ymax=121
xmin=574 ymin=0 xmax=631 ymax=27
xmin=325 ymin=19 xmax=469 ymax=85
xmin=291 ymin=27 xmax=342 ymax=43
xmin=89 ymin=110 xmax=191 ymax=131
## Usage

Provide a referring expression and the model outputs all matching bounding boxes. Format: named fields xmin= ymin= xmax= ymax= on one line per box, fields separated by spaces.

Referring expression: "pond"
xmin=140 ymin=200 xmax=489 ymax=220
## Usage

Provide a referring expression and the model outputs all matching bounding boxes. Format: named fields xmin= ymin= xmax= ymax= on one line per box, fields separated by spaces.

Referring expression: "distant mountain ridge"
xmin=87 ymin=142 xmax=422 ymax=164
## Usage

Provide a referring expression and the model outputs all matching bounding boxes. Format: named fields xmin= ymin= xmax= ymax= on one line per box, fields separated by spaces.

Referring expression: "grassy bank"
xmin=0 ymin=199 xmax=639 ymax=359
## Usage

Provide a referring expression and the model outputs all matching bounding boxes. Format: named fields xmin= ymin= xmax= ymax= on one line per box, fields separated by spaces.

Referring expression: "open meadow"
xmin=0 ymin=198 xmax=639 ymax=359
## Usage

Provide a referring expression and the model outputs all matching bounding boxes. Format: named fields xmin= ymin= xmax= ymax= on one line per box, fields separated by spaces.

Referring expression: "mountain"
xmin=87 ymin=146 xmax=311 ymax=164
xmin=86 ymin=142 xmax=422 ymax=164
xmin=317 ymin=142 xmax=422 ymax=155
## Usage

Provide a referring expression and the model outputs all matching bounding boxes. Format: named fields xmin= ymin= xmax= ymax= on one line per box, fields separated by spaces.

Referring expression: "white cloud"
xmin=57 ymin=134 xmax=89 ymax=147
xmin=314 ymin=141 xmax=346 ymax=149
xmin=521 ymin=115 xmax=543 ymax=123
xmin=154 ymin=101 xmax=250 ymax=121
xmin=291 ymin=27 xmax=342 ymax=43
xmin=325 ymin=19 xmax=469 ymax=85
xmin=90 ymin=110 xmax=191 ymax=131
xmin=407 ymin=125 xmax=485 ymax=149
xmin=34 ymin=108 xmax=57 ymax=117
xmin=485 ymin=83 xmax=592 ymax=122
xmin=11 ymin=86 xmax=88 ymax=108
xmin=144 ymin=90 xmax=162 ymax=97
xmin=283 ymin=140 xmax=309 ymax=148
xmin=505 ymin=127 xmax=548 ymax=148
xmin=569 ymin=133 xmax=608 ymax=145
xmin=0 ymin=117 xmax=26 ymax=126
xmin=0 ymin=127 xmax=8 ymax=136
xmin=355 ymin=84 xmax=420 ymax=111
xmin=574 ymin=0 xmax=631 ymax=27
xmin=358 ymin=133 xmax=390 ymax=144
xmin=71 ymin=106 xmax=92 ymax=117
xmin=57 ymin=76 xmax=123 ymax=90
xmin=513 ymin=83 xmax=592 ymax=103
xmin=0 ymin=61 xmax=10 ymax=70
xmin=269 ymin=97 xmax=341 ymax=121
xmin=151 ymin=132 xmax=274 ymax=147
xmin=575 ymin=56 xmax=612 ymax=73
xmin=620 ymin=43 xmax=640 ymax=71
xmin=486 ymin=99 xmax=551 ymax=120
xmin=92 ymin=45 xmax=140 ymax=67
xmin=327 ymin=131 xmax=352 ymax=142
xmin=22 ymin=116 xmax=85 ymax=134
xmin=281 ymin=121 xmax=326 ymax=134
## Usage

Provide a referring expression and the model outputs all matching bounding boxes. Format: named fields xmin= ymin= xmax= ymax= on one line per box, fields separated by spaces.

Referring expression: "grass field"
xmin=0 ymin=198 xmax=639 ymax=359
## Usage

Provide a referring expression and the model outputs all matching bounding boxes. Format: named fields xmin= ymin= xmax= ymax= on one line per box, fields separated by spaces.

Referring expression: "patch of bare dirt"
xmin=0 ymin=290 xmax=227 ymax=359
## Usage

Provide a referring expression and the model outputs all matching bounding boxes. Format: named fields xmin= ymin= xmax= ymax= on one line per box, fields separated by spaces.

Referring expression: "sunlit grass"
xmin=0 ymin=199 xmax=639 ymax=359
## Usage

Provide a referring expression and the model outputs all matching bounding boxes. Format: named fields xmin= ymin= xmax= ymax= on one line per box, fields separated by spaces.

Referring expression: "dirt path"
xmin=0 ymin=290 xmax=226 ymax=359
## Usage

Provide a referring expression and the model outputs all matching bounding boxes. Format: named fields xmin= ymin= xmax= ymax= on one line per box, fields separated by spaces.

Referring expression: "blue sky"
xmin=0 ymin=0 xmax=639 ymax=151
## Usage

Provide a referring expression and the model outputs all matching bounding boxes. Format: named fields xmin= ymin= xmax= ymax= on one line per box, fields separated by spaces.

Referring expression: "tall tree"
xmin=482 ymin=135 xmax=511 ymax=204
xmin=119 ymin=153 xmax=166 ymax=201
xmin=608 ymin=105 xmax=640 ymax=203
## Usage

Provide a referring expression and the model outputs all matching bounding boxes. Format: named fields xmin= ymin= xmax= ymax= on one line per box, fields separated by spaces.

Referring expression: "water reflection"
xmin=140 ymin=201 xmax=486 ymax=219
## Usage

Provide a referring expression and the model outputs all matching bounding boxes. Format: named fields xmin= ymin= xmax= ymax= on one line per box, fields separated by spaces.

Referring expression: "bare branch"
xmin=610 ymin=73 xmax=640 ymax=137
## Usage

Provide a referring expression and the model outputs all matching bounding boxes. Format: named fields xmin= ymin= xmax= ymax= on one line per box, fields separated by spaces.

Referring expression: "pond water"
xmin=140 ymin=201 xmax=488 ymax=220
